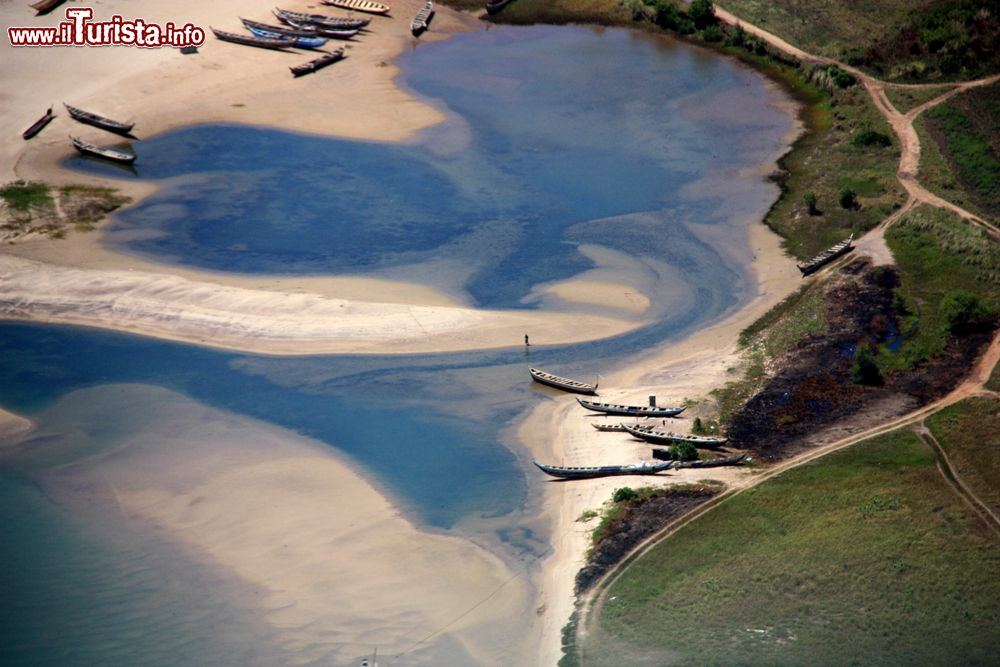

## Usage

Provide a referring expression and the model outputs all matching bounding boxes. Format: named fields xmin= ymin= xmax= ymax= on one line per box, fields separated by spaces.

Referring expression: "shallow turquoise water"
xmin=13 ymin=24 xmax=796 ymax=665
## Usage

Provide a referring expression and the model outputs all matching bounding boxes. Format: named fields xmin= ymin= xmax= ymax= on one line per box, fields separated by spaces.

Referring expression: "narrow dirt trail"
xmin=579 ymin=10 xmax=1000 ymax=649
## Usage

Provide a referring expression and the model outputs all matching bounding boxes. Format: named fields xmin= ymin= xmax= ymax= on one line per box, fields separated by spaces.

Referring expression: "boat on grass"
xmin=534 ymin=460 xmax=671 ymax=480
xmin=64 ymin=103 xmax=134 ymax=136
xmin=577 ymin=398 xmax=685 ymax=417
xmin=797 ymin=234 xmax=854 ymax=276
xmin=290 ymin=48 xmax=345 ymax=76
xmin=23 ymin=108 xmax=54 ymax=140
xmin=211 ymin=27 xmax=291 ymax=50
xmin=623 ymin=423 xmax=728 ymax=447
xmin=529 ymin=367 xmax=597 ymax=395
xmin=245 ymin=24 xmax=328 ymax=49
xmin=70 ymin=136 xmax=136 ymax=164
xmin=274 ymin=7 xmax=370 ymax=30
xmin=321 ymin=0 xmax=391 ymax=15
xmin=411 ymin=0 xmax=433 ymax=36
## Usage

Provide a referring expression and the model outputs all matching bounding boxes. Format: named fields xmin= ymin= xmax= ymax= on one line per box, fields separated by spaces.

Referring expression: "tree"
xmin=669 ymin=442 xmax=698 ymax=462
xmin=688 ymin=0 xmax=716 ymax=29
xmin=691 ymin=417 xmax=705 ymax=434
xmin=804 ymin=191 xmax=819 ymax=215
xmin=851 ymin=345 xmax=882 ymax=385
xmin=840 ymin=187 xmax=858 ymax=210
xmin=653 ymin=0 xmax=681 ymax=29
xmin=939 ymin=289 xmax=991 ymax=333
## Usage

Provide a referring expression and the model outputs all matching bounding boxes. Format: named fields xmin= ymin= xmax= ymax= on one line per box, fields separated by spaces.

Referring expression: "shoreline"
xmin=2 ymin=3 xmax=811 ymax=664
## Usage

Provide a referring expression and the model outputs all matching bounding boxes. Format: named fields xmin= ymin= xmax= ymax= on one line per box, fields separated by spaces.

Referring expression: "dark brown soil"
xmin=575 ymin=485 xmax=718 ymax=594
xmin=727 ymin=259 xmax=996 ymax=461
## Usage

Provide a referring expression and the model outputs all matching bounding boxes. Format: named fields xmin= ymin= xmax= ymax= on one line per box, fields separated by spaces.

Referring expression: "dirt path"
xmin=578 ymin=10 xmax=1000 ymax=652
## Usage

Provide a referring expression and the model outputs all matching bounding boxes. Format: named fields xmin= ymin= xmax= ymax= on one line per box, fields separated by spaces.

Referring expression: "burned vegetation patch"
xmin=575 ymin=484 xmax=719 ymax=594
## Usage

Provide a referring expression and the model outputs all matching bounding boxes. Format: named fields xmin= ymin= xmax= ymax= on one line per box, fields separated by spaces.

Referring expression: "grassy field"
xmin=926 ymin=396 xmax=1000 ymax=519
xmin=884 ymin=85 xmax=955 ymax=114
xmin=882 ymin=205 xmax=1000 ymax=369
xmin=574 ymin=429 xmax=1000 ymax=666
xmin=920 ymin=81 xmax=1000 ymax=226
xmin=714 ymin=0 xmax=1000 ymax=82
xmin=761 ymin=75 xmax=905 ymax=260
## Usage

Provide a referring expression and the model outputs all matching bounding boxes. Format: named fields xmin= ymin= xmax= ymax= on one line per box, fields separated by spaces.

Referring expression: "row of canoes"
xmin=529 ymin=366 xmax=743 ymax=479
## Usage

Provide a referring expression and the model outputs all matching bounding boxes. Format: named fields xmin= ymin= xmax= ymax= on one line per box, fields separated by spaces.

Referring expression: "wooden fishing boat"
xmin=797 ymin=234 xmax=854 ymax=276
xmin=281 ymin=18 xmax=360 ymax=39
xmin=534 ymin=460 xmax=671 ymax=480
xmin=245 ymin=25 xmax=328 ymax=49
xmin=22 ymin=108 xmax=54 ymax=140
xmin=623 ymin=423 xmax=728 ymax=448
xmin=64 ymin=103 xmax=134 ymax=136
xmin=241 ymin=17 xmax=321 ymax=38
xmin=529 ymin=367 xmax=597 ymax=395
xmin=290 ymin=48 xmax=345 ymax=76
xmin=211 ymin=27 xmax=290 ymax=50
xmin=591 ymin=423 xmax=628 ymax=432
xmin=410 ymin=0 xmax=433 ymax=35
xmin=321 ymin=0 xmax=391 ymax=15
xmin=485 ymin=0 xmax=514 ymax=15
xmin=274 ymin=7 xmax=370 ymax=30
xmin=577 ymin=398 xmax=685 ymax=417
xmin=651 ymin=450 xmax=747 ymax=467
xmin=70 ymin=136 xmax=136 ymax=164
xmin=30 ymin=0 xmax=65 ymax=15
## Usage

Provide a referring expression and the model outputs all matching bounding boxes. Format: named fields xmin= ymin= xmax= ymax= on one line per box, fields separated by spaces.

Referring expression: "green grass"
xmin=576 ymin=428 xmax=1000 ymax=666
xmin=884 ymin=85 xmax=956 ymax=114
xmin=761 ymin=75 xmax=905 ymax=260
xmin=926 ymin=396 xmax=1000 ymax=518
xmin=882 ymin=205 xmax=1000 ymax=368
xmin=988 ymin=357 xmax=1000 ymax=392
xmin=921 ymin=84 xmax=1000 ymax=225
xmin=0 ymin=180 xmax=53 ymax=213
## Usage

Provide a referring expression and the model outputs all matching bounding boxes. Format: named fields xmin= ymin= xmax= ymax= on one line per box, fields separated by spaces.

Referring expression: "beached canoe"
xmin=70 ymin=136 xmax=136 ymax=164
xmin=797 ymin=234 xmax=854 ymax=276
xmin=245 ymin=25 xmax=328 ymax=49
xmin=241 ymin=17 xmax=320 ymax=38
xmin=290 ymin=48 xmax=345 ymax=77
xmin=651 ymin=450 xmax=748 ymax=467
xmin=30 ymin=0 xmax=65 ymax=15
xmin=485 ymin=0 xmax=514 ymax=15
xmin=534 ymin=460 xmax=671 ymax=480
xmin=591 ymin=423 xmax=628 ymax=432
xmin=529 ymin=367 xmax=597 ymax=395
xmin=64 ymin=103 xmax=134 ymax=136
xmin=281 ymin=18 xmax=360 ymax=39
xmin=274 ymin=7 xmax=370 ymax=30
xmin=623 ymin=423 xmax=728 ymax=447
xmin=321 ymin=0 xmax=391 ymax=15
xmin=411 ymin=0 xmax=433 ymax=36
xmin=577 ymin=398 xmax=685 ymax=417
xmin=211 ymin=27 xmax=290 ymax=50
xmin=23 ymin=108 xmax=54 ymax=140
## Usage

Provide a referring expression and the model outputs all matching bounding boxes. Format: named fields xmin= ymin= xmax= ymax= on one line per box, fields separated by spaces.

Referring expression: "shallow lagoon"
xmin=9 ymin=25 xmax=797 ymax=664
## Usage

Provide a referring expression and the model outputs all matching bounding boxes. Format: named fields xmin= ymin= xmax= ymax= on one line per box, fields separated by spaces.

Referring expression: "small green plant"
xmin=669 ymin=442 xmax=698 ymax=462
xmin=691 ymin=417 xmax=705 ymax=434
xmin=852 ymin=129 xmax=893 ymax=147
xmin=613 ymin=487 xmax=639 ymax=503
xmin=840 ymin=187 xmax=858 ymax=210
xmin=577 ymin=509 xmax=598 ymax=522
xmin=804 ymin=191 xmax=819 ymax=215
xmin=852 ymin=345 xmax=882 ymax=385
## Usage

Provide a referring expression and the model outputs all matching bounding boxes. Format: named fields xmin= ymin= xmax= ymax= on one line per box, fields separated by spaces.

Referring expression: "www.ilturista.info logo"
xmin=7 ymin=7 xmax=205 ymax=48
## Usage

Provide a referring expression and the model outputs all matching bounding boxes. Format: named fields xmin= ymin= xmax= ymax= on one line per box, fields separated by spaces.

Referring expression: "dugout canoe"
xmin=64 ymin=103 xmax=134 ymax=136
xmin=529 ymin=367 xmax=597 ymax=395
xmin=70 ymin=136 xmax=136 ymax=164
xmin=577 ymin=398 xmax=685 ymax=417
xmin=23 ymin=107 xmax=54 ymax=140
xmin=533 ymin=460 xmax=672 ymax=480
xmin=623 ymin=423 xmax=728 ymax=447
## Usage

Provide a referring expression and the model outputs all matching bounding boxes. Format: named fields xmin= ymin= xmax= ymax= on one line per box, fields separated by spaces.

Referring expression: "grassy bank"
xmin=575 ymin=429 xmax=1000 ymax=665
xmin=926 ymin=396 xmax=1000 ymax=518
xmin=0 ymin=180 xmax=129 ymax=239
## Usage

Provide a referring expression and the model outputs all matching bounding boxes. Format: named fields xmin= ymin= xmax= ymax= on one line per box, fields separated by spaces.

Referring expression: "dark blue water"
xmin=12 ymin=24 xmax=796 ymax=666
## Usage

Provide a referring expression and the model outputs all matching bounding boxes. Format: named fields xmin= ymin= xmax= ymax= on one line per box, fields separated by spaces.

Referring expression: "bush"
xmin=939 ymin=289 xmax=992 ymax=333
xmin=669 ymin=442 xmax=698 ymax=462
xmin=691 ymin=417 xmax=705 ymax=434
xmin=852 ymin=129 xmax=893 ymax=147
xmin=840 ymin=188 xmax=858 ymax=210
xmin=688 ymin=0 xmax=715 ymax=29
xmin=701 ymin=24 xmax=723 ymax=42
xmin=829 ymin=65 xmax=858 ymax=88
xmin=613 ymin=487 xmax=639 ymax=503
xmin=804 ymin=191 xmax=819 ymax=215
xmin=852 ymin=346 xmax=882 ymax=385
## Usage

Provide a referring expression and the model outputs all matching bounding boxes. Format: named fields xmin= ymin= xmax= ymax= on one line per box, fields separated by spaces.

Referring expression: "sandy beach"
xmin=0 ymin=0 xmax=809 ymax=663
